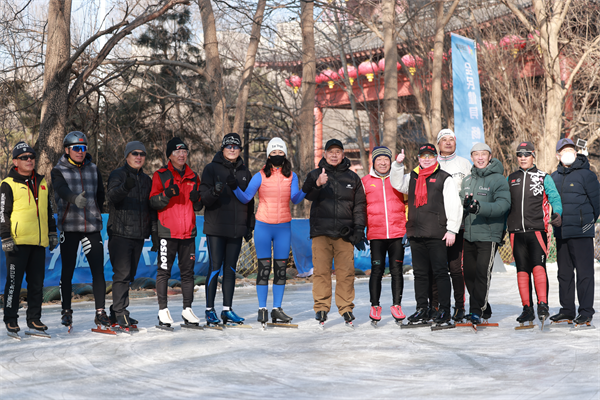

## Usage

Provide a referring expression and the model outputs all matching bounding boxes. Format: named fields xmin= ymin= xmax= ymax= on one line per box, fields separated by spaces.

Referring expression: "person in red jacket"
xmin=362 ymin=146 xmax=407 ymax=325
xmin=149 ymin=137 xmax=202 ymax=329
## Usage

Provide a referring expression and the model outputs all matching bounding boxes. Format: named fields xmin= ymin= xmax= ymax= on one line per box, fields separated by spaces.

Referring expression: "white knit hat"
xmin=437 ymin=128 xmax=456 ymax=143
xmin=266 ymin=137 xmax=287 ymax=157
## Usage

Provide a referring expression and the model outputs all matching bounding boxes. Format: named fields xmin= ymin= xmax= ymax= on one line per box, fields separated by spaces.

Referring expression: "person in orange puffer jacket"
xmin=232 ymin=138 xmax=306 ymax=326
xmin=362 ymin=146 xmax=408 ymax=325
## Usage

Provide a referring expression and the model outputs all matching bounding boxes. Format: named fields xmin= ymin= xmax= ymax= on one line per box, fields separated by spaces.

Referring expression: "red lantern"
xmin=357 ymin=60 xmax=379 ymax=82
xmin=285 ymin=75 xmax=302 ymax=93
xmin=400 ymin=54 xmax=423 ymax=75
xmin=500 ymin=35 xmax=526 ymax=57
xmin=319 ymin=69 xmax=340 ymax=89
xmin=377 ymin=58 xmax=401 ymax=72
xmin=338 ymin=64 xmax=358 ymax=85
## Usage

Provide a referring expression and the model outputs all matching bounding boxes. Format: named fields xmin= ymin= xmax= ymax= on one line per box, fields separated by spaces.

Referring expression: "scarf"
xmin=414 ymin=162 xmax=439 ymax=208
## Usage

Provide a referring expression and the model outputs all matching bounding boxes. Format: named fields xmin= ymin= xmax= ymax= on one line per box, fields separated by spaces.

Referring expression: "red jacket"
xmin=149 ymin=161 xmax=200 ymax=239
xmin=362 ymin=170 xmax=407 ymax=240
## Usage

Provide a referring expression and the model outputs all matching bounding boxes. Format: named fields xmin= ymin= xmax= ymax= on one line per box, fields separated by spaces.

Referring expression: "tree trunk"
xmin=382 ymin=0 xmax=397 ymax=154
xmin=232 ymin=0 xmax=267 ymax=135
xmin=430 ymin=1 xmax=445 ymax=138
xmin=198 ymin=0 xmax=231 ymax=147
xmin=36 ymin=0 xmax=72 ymax=179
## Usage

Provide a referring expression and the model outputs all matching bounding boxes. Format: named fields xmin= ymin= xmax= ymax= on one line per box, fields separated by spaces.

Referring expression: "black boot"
xmin=433 ymin=308 xmax=451 ymax=324
xmin=452 ymin=308 xmax=465 ymax=322
xmin=61 ymin=309 xmax=73 ymax=326
xmin=257 ymin=308 xmax=268 ymax=323
xmin=27 ymin=319 xmax=48 ymax=331
xmin=516 ymin=306 xmax=535 ymax=323
xmin=117 ymin=314 xmax=131 ymax=329
xmin=573 ymin=315 xmax=592 ymax=325
xmin=342 ymin=311 xmax=355 ymax=323
xmin=408 ymin=308 xmax=428 ymax=323
xmin=94 ymin=309 xmax=111 ymax=327
xmin=271 ymin=308 xmax=293 ymax=323
xmin=537 ymin=302 xmax=549 ymax=321
xmin=315 ymin=311 xmax=328 ymax=322
xmin=5 ymin=320 xmax=19 ymax=333
xmin=109 ymin=305 xmax=117 ymax=325
xmin=550 ymin=312 xmax=575 ymax=322
xmin=482 ymin=303 xmax=492 ymax=320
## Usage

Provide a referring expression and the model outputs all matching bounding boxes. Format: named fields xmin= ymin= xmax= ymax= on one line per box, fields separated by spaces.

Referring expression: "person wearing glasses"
xmin=459 ymin=143 xmax=511 ymax=325
xmin=106 ymin=141 xmax=157 ymax=330
xmin=506 ymin=142 xmax=562 ymax=326
xmin=1 ymin=142 xmax=57 ymax=338
xmin=51 ymin=131 xmax=107 ymax=330
xmin=149 ymin=137 xmax=202 ymax=329
xmin=230 ymin=138 xmax=305 ymax=326
xmin=390 ymin=144 xmax=462 ymax=326
xmin=199 ymin=133 xmax=255 ymax=326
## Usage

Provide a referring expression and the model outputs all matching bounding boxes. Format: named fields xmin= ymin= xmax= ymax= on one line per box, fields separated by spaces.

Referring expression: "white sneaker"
xmin=158 ymin=308 xmax=174 ymax=324
xmin=182 ymin=307 xmax=200 ymax=324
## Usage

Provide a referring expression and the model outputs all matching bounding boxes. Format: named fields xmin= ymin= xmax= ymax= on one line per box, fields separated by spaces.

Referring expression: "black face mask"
xmin=269 ymin=155 xmax=286 ymax=166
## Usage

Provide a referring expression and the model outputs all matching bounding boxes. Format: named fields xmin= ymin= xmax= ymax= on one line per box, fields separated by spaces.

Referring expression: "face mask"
xmin=560 ymin=152 xmax=576 ymax=166
xmin=269 ymin=155 xmax=285 ymax=166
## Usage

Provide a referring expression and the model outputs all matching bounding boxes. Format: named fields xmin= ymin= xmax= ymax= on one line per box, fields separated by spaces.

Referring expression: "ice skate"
xmin=571 ymin=315 xmax=594 ymax=331
xmin=181 ymin=308 xmax=203 ymax=330
xmin=204 ymin=309 xmax=223 ymax=331
xmin=61 ymin=309 xmax=73 ymax=333
xmin=25 ymin=319 xmax=51 ymax=338
xmin=315 ymin=311 xmax=328 ymax=330
xmin=155 ymin=308 xmax=175 ymax=332
xmin=128 ymin=316 xmax=139 ymax=332
xmin=92 ymin=310 xmax=116 ymax=335
xmin=112 ymin=314 xmax=132 ymax=334
xmin=5 ymin=321 xmax=21 ymax=341
xmin=268 ymin=308 xmax=297 ymax=329
xmin=343 ymin=311 xmax=356 ymax=330
xmin=515 ymin=306 xmax=536 ymax=330
xmin=108 ymin=305 xmax=118 ymax=326
xmin=537 ymin=302 xmax=550 ymax=331
xmin=549 ymin=312 xmax=574 ymax=326
xmin=431 ymin=309 xmax=455 ymax=331
xmin=402 ymin=308 xmax=431 ymax=329
xmin=390 ymin=305 xmax=406 ymax=325
xmin=258 ymin=308 xmax=268 ymax=329
xmin=369 ymin=306 xmax=382 ymax=327
xmin=221 ymin=309 xmax=251 ymax=329
xmin=452 ymin=307 xmax=465 ymax=322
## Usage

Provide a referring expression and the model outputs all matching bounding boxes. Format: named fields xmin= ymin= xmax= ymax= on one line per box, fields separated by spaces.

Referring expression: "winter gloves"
xmin=2 ymin=238 xmax=17 ymax=253
xmin=212 ymin=180 xmax=224 ymax=197
xmin=165 ymin=182 xmax=179 ymax=198
xmin=74 ymin=191 xmax=87 ymax=208
xmin=463 ymin=194 xmax=480 ymax=215
xmin=49 ymin=233 xmax=58 ymax=251
xmin=550 ymin=213 xmax=562 ymax=227
xmin=226 ymin=174 xmax=238 ymax=190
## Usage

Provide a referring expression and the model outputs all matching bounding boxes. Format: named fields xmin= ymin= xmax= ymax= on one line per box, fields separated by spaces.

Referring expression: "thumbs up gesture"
xmin=396 ymin=149 xmax=405 ymax=164
xmin=316 ymin=168 xmax=328 ymax=187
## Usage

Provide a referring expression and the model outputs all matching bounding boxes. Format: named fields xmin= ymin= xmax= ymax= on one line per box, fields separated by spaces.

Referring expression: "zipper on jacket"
xmin=79 ymin=168 xmax=87 ymax=233
xmin=382 ymin=177 xmax=389 ymax=239
xmin=521 ymin=170 xmax=526 ymax=232
xmin=32 ymin=177 xmax=41 ymax=246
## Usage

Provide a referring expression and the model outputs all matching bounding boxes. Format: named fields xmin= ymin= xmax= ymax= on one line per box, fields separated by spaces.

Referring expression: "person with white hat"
xmin=231 ymin=137 xmax=305 ymax=327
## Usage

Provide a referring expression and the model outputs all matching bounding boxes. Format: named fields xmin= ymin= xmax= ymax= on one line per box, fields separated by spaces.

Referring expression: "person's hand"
xmin=350 ymin=226 xmax=366 ymax=250
xmin=244 ymin=230 xmax=253 ymax=243
xmin=316 ymin=168 xmax=328 ymax=187
xmin=468 ymin=199 xmax=480 ymax=214
xmin=151 ymin=234 xmax=160 ymax=252
xmin=396 ymin=149 xmax=405 ymax=164
xmin=2 ymin=238 xmax=18 ymax=253
xmin=442 ymin=232 xmax=456 ymax=247
xmin=226 ymin=174 xmax=238 ymax=190
xmin=212 ymin=179 xmax=224 ymax=197
xmin=463 ymin=194 xmax=474 ymax=210
xmin=189 ymin=189 xmax=200 ymax=203
xmin=74 ymin=191 xmax=87 ymax=208
xmin=48 ymin=233 xmax=58 ymax=251
xmin=302 ymin=177 xmax=314 ymax=193
xmin=124 ymin=174 xmax=136 ymax=191
xmin=550 ymin=213 xmax=562 ymax=227
xmin=165 ymin=182 xmax=179 ymax=198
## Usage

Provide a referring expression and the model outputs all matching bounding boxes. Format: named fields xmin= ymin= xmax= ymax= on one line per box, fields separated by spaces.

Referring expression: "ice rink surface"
xmin=1 ymin=264 xmax=599 ymax=399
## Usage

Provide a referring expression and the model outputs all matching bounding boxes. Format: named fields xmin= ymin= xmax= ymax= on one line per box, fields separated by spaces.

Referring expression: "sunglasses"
xmin=418 ymin=153 xmax=436 ymax=159
xmin=131 ymin=151 xmax=146 ymax=157
xmin=69 ymin=145 xmax=87 ymax=153
xmin=224 ymin=145 xmax=240 ymax=150
xmin=17 ymin=154 xmax=36 ymax=161
xmin=516 ymin=152 xmax=532 ymax=158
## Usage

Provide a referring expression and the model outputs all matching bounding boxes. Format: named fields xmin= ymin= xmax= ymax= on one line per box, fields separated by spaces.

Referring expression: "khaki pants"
xmin=312 ymin=236 xmax=355 ymax=315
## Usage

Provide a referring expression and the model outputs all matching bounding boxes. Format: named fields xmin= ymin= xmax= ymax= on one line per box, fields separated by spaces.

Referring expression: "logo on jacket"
xmin=160 ymin=239 xmax=168 ymax=269
xmin=528 ymin=171 xmax=545 ymax=196
xmin=346 ymin=184 xmax=353 ymax=189
xmin=370 ymin=184 xmax=376 ymax=187
xmin=41 ymin=185 xmax=46 ymax=190
xmin=429 ymin=179 xmax=436 ymax=182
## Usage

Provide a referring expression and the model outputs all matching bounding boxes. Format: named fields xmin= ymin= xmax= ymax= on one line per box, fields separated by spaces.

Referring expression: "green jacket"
xmin=460 ymin=158 xmax=511 ymax=243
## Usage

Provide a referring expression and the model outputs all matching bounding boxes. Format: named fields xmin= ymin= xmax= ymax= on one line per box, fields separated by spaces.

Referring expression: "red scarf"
xmin=414 ymin=162 xmax=439 ymax=208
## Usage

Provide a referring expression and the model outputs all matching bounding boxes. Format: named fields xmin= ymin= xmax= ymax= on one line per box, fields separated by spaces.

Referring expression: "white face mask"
xmin=561 ymin=152 xmax=576 ymax=166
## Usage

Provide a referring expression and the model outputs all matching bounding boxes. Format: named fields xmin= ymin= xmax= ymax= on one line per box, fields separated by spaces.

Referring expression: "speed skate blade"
xmin=431 ymin=323 xmax=455 ymax=331
xmin=370 ymin=320 xmax=379 ymax=328
xmin=25 ymin=330 xmax=51 ymax=339
xmin=344 ymin=322 xmax=355 ymax=330
xmin=204 ymin=324 xmax=224 ymax=331
xmin=400 ymin=321 xmax=431 ymax=329
xmin=571 ymin=323 xmax=595 ymax=331
xmin=515 ymin=322 xmax=537 ymax=330
xmin=155 ymin=324 xmax=175 ymax=332
xmin=180 ymin=323 xmax=204 ymax=330
xmin=91 ymin=326 xmax=117 ymax=335
xmin=223 ymin=323 xmax=252 ymax=329
xmin=266 ymin=322 xmax=298 ymax=329
xmin=7 ymin=332 xmax=21 ymax=341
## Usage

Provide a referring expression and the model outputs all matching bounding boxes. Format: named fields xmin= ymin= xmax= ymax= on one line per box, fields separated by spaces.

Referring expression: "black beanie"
xmin=13 ymin=141 xmax=36 ymax=159
xmin=166 ymin=137 xmax=188 ymax=158
xmin=222 ymin=133 xmax=242 ymax=149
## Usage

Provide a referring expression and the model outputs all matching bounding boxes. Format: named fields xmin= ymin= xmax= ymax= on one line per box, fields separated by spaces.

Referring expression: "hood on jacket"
xmin=212 ymin=151 xmax=244 ymax=170
xmin=556 ymin=153 xmax=590 ymax=174
xmin=59 ymin=153 xmax=93 ymax=168
xmin=318 ymin=157 xmax=351 ymax=172
xmin=471 ymin=158 xmax=504 ymax=177
xmin=8 ymin=166 xmax=42 ymax=183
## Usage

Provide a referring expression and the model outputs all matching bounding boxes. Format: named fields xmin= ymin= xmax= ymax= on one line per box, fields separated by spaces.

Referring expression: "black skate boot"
xmin=432 ymin=309 xmax=454 ymax=331
xmin=258 ymin=308 xmax=268 ymax=328
xmin=407 ymin=308 xmax=428 ymax=323
xmin=315 ymin=311 xmax=328 ymax=329
xmin=482 ymin=303 xmax=492 ymax=321
xmin=116 ymin=314 xmax=131 ymax=332
xmin=128 ymin=316 xmax=139 ymax=331
xmin=271 ymin=308 xmax=293 ymax=323
xmin=573 ymin=315 xmax=593 ymax=329
xmin=5 ymin=320 xmax=20 ymax=340
xmin=61 ymin=309 xmax=73 ymax=332
xmin=515 ymin=306 xmax=536 ymax=330
xmin=452 ymin=307 xmax=465 ymax=322
xmin=108 ymin=305 xmax=117 ymax=326
xmin=92 ymin=309 xmax=116 ymax=335
xmin=550 ymin=312 xmax=575 ymax=324
xmin=26 ymin=319 xmax=51 ymax=338
xmin=537 ymin=302 xmax=550 ymax=330
xmin=343 ymin=311 xmax=355 ymax=329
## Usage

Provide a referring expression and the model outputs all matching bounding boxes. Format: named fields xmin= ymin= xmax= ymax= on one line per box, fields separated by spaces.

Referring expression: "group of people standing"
xmin=1 ymin=128 xmax=598 ymax=335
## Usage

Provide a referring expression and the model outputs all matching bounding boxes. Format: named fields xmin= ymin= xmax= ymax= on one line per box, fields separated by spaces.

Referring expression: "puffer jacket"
xmin=551 ymin=154 xmax=600 ymax=239
xmin=362 ymin=169 xmax=406 ymax=240
xmin=304 ymin=157 xmax=366 ymax=238
xmin=106 ymin=163 xmax=156 ymax=240
xmin=460 ymin=158 xmax=511 ymax=243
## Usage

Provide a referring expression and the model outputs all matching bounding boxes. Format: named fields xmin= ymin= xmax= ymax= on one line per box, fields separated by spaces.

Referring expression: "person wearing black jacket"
xmin=199 ymin=133 xmax=255 ymax=326
xmin=302 ymin=139 xmax=367 ymax=326
xmin=106 ymin=141 xmax=156 ymax=329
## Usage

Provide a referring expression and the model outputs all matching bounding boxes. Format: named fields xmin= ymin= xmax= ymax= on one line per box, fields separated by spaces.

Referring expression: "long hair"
xmin=263 ymin=157 xmax=292 ymax=178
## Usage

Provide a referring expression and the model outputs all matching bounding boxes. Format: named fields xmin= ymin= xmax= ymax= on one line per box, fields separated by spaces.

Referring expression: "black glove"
xmin=244 ymin=230 xmax=253 ymax=243
xmin=124 ymin=174 xmax=136 ymax=191
xmin=468 ymin=199 xmax=480 ymax=214
xmin=151 ymin=234 xmax=160 ymax=252
xmin=302 ymin=177 xmax=314 ymax=193
xmin=165 ymin=182 xmax=180 ymax=198
xmin=212 ymin=181 xmax=224 ymax=197
xmin=226 ymin=174 xmax=238 ymax=190
xmin=550 ymin=213 xmax=562 ymax=227
xmin=189 ymin=189 xmax=200 ymax=203
xmin=49 ymin=233 xmax=59 ymax=251
xmin=349 ymin=226 xmax=366 ymax=250
xmin=339 ymin=226 xmax=353 ymax=241
xmin=2 ymin=238 xmax=18 ymax=253
xmin=463 ymin=194 xmax=474 ymax=210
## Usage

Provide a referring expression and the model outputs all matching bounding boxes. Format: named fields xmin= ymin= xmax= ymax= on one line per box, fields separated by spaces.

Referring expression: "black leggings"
xmin=369 ymin=238 xmax=404 ymax=306
xmin=205 ymin=235 xmax=243 ymax=309
xmin=59 ymin=231 xmax=105 ymax=310
xmin=156 ymin=238 xmax=196 ymax=310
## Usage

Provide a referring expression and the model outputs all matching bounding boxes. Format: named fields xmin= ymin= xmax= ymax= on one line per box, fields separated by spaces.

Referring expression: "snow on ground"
xmin=1 ymin=266 xmax=599 ymax=400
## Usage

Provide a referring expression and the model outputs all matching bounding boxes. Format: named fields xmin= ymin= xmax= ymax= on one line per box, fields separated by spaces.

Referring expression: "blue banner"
xmin=451 ymin=33 xmax=485 ymax=159
xmin=1 ymin=217 xmax=412 ymax=293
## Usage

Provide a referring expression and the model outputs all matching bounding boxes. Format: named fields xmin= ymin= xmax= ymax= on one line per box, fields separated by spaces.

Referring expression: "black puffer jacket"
xmin=304 ymin=157 xmax=366 ymax=238
xmin=106 ymin=163 xmax=156 ymax=239
xmin=199 ymin=152 xmax=255 ymax=238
